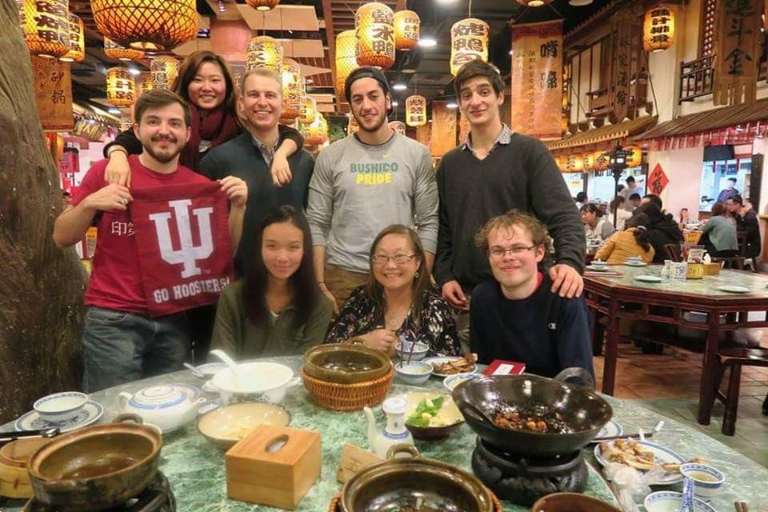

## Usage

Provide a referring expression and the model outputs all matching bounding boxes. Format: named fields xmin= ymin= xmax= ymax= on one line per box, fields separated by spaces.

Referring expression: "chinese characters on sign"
xmin=406 ymin=95 xmax=427 ymax=127
xmin=20 ymin=0 xmax=70 ymax=58
xmin=642 ymin=5 xmax=675 ymax=52
xmin=450 ymin=18 xmax=489 ymax=76
xmin=32 ymin=56 xmax=73 ymax=131
xmin=355 ymin=2 xmax=396 ymax=69
xmin=713 ymin=0 xmax=761 ymax=106
xmin=648 ymin=163 xmax=669 ymax=195
xmin=510 ymin=20 xmax=563 ymax=140
xmin=613 ymin=17 xmax=633 ymax=122
xmin=394 ymin=10 xmax=420 ymax=50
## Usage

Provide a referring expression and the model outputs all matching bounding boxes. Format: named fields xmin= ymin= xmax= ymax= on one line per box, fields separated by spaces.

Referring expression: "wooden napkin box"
xmin=226 ymin=424 xmax=321 ymax=510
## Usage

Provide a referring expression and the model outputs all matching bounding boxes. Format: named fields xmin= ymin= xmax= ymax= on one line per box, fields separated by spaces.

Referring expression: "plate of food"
xmin=423 ymin=354 xmax=478 ymax=377
xmin=595 ymin=439 xmax=687 ymax=484
xmin=594 ymin=419 xmax=623 ymax=440
xmin=404 ymin=392 xmax=464 ymax=440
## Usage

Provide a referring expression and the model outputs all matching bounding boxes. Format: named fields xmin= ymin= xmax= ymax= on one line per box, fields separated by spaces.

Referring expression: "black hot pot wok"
xmin=452 ymin=373 xmax=612 ymax=457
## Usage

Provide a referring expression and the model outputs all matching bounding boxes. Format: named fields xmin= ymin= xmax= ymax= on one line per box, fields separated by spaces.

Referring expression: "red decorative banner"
xmin=648 ymin=163 xmax=669 ymax=195
xmin=510 ymin=20 xmax=563 ymax=139
xmin=131 ymin=182 xmax=234 ymax=317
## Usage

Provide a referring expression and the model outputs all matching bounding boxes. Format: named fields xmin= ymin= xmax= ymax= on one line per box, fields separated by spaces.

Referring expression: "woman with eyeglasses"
xmin=210 ymin=206 xmax=333 ymax=358
xmin=325 ymin=225 xmax=461 ymax=357
xmin=580 ymin=203 xmax=615 ymax=241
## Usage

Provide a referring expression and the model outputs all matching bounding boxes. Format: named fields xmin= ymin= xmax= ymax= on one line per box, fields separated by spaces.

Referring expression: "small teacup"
xmin=591 ymin=260 xmax=607 ymax=270
xmin=680 ymin=463 xmax=725 ymax=498
xmin=33 ymin=392 xmax=88 ymax=423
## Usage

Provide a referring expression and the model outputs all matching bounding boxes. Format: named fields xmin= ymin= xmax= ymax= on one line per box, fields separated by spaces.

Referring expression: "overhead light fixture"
xmin=446 ymin=101 xmax=458 ymax=108
xmin=393 ymin=82 xmax=408 ymax=91
xmin=127 ymin=67 xmax=141 ymax=76
xmin=418 ymin=36 xmax=437 ymax=48
xmin=515 ymin=0 xmax=554 ymax=6
xmin=401 ymin=67 xmax=417 ymax=74
xmin=568 ymin=0 xmax=592 ymax=5
xmin=108 ymin=107 xmax=122 ymax=114
xmin=392 ymin=100 xmax=399 ymax=107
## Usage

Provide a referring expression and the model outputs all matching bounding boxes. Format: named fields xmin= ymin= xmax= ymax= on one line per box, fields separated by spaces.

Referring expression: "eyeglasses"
xmin=489 ymin=246 xmax=536 ymax=258
xmin=371 ymin=253 xmax=416 ymax=265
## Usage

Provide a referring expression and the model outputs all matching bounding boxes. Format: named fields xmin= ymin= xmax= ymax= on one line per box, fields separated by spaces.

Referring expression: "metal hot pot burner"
xmin=453 ymin=372 xmax=612 ymax=506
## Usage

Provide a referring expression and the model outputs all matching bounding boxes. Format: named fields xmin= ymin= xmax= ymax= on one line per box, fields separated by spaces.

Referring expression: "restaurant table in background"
xmin=2 ymin=356 xmax=768 ymax=511
xmin=584 ymin=265 xmax=768 ymax=426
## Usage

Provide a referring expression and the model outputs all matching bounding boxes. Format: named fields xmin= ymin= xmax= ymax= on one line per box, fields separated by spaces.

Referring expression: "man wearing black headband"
xmin=306 ymin=66 xmax=439 ymax=311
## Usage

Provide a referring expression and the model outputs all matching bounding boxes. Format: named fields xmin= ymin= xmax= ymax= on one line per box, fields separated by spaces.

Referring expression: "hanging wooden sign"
xmin=510 ymin=20 xmax=563 ymax=140
xmin=713 ymin=0 xmax=762 ymax=106
xmin=612 ymin=13 xmax=633 ymax=122
xmin=31 ymin=56 xmax=73 ymax=131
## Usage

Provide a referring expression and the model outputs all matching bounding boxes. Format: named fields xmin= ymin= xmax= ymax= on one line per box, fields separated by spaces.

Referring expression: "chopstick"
xmin=0 ymin=427 xmax=59 ymax=445
xmin=735 ymin=501 xmax=749 ymax=512
xmin=592 ymin=421 xmax=664 ymax=443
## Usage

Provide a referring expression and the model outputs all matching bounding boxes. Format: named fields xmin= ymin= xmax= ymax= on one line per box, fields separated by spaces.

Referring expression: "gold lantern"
xmin=20 ymin=0 xmax=70 ymax=58
xmin=246 ymin=36 xmax=283 ymax=73
xmin=60 ymin=12 xmax=84 ymax=62
xmin=582 ymin=152 xmax=595 ymax=171
xmin=300 ymin=96 xmax=317 ymax=124
xmin=91 ymin=0 xmax=197 ymax=51
xmin=593 ymin=151 xmax=609 ymax=171
xmin=405 ymin=95 xmax=427 ymax=127
xmin=246 ymin=0 xmax=279 ymax=10
xmin=151 ymin=56 xmax=180 ymax=91
xmin=389 ymin=120 xmax=406 ymax=136
xmin=106 ymin=67 xmax=135 ymax=107
xmin=554 ymin=154 xmax=568 ymax=172
xmin=450 ymin=18 xmax=489 ymax=76
xmin=566 ymin=154 xmax=584 ymax=172
xmin=104 ymin=37 xmax=144 ymax=61
xmin=394 ymin=10 xmax=420 ymax=51
xmin=643 ymin=4 xmax=675 ymax=52
xmin=347 ymin=114 xmax=359 ymax=134
xmin=624 ymin=145 xmax=643 ymax=167
xmin=335 ymin=30 xmax=358 ymax=99
xmin=302 ymin=113 xmax=326 ymax=145
xmin=355 ymin=2 xmax=395 ymax=69
xmin=281 ymin=58 xmax=302 ymax=120
xmin=136 ymin=71 xmax=154 ymax=97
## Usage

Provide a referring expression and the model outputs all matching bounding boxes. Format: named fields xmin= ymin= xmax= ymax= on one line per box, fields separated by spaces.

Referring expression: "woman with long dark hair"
xmin=325 ymin=225 xmax=460 ymax=357
xmin=102 ymin=50 xmax=303 ymax=183
xmin=608 ymin=195 xmax=632 ymax=231
xmin=210 ymin=206 xmax=333 ymax=358
xmin=700 ymin=202 xmax=739 ymax=257
xmin=594 ymin=213 xmax=655 ymax=264
xmin=581 ymin=203 xmax=615 ymax=240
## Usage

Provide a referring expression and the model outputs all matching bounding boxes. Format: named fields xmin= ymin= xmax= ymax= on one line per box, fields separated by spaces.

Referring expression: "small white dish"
xmin=196 ymin=362 xmax=229 ymax=378
xmin=33 ymin=391 xmax=88 ymax=423
xmin=443 ymin=372 xmax=480 ymax=391
xmin=644 ymin=491 xmax=717 ymax=512
xmin=635 ymin=275 xmax=662 ymax=283
xmin=394 ymin=361 xmax=433 ymax=385
xmin=394 ymin=340 xmax=429 ymax=361
xmin=594 ymin=440 xmax=685 ymax=484
xmin=718 ymin=285 xmax=751 ymax=293
xmin=422 ymin=356 xmax=477 ymax=378
xmin=587 ymin=264 xmax=608 ymax=271
xmin=625 ymin=261 xmax=648 ymax=267
xmin=15 ymin=400 xmax=103 ymax=432
xmin=680 ymin=463 xmax=725 ymax=498
xmin=594 ymin=419 xmax=623 ymax=440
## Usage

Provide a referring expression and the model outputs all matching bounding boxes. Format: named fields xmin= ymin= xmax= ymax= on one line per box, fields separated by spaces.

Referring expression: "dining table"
xmin=2 ymin=355 xmax=768 ymax=511
xmin=584 ymin=265 xmax=768 ymax=426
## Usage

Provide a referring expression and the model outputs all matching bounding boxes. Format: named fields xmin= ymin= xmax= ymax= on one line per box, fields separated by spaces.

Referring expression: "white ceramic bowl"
xmin=591 ymin=260 xmax=607 ymax=269
xmin=196 ymin=362 xmax=228 ymax=378
xmin=394 ymin=341 xmax=429 ymax=361
xmin=394 ymin=361 xmax=432 ymax=385
xmin=33 ymin=392 xmax=88 ymax=423
xmin=680 ymin=463 xmax=725 ymax=498
xmin=212 ymin=362 xmax=294 ymax=405
xmin=443 ymin=372 xmax=480 ymax=392
xmin=644 ymin=491 xmax=716 ymax=512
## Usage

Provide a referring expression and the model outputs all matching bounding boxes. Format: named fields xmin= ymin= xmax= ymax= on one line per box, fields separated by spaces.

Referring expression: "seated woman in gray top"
xmin=211 ymin=206 xmax=333 ymax=359
xmin=581 ymin=203 xmax=615 ymax=241
xmin=700 ymin=202 xmax=739 ymax=257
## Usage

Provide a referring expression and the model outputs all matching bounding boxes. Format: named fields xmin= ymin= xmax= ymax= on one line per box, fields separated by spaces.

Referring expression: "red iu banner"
xmin=131 ymin=182 xmax=234 ymax=317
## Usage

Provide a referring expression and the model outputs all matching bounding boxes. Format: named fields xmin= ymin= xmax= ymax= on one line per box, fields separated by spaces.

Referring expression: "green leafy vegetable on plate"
xmin=406 ymin=396 xmax=445 ymax=427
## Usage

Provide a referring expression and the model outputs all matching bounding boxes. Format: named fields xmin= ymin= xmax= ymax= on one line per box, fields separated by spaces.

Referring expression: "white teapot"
xmin=118 ymin=384 xmax=206 ymax=434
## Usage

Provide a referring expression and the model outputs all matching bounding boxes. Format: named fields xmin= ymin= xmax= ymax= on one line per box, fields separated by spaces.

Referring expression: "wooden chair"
xmin=663 ymin=243 xmax=682 ymax=262
xmin=737 ymin=231 xmax=759 ymax=272
xmin=711 ymin=256 xmax=746 ymax=270
xmin=710 ymin=347 xmax=768 ymax=435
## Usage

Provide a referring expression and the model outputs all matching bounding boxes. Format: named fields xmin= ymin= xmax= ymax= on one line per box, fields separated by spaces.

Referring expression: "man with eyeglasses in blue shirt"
xmin=469 ymin=210 xmax=594 ymax=380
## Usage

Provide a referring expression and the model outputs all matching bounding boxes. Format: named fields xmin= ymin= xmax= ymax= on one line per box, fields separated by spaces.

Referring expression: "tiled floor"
xmin=593 ymin=343 xmax=768 ymax=468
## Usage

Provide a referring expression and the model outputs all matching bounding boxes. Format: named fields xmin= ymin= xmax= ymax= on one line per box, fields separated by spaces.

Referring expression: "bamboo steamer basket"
xmin=0 ymin=438 xmax=51 ymax=498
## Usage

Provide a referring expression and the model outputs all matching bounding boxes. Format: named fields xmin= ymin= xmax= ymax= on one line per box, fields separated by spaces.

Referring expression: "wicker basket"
xmin=328 ymin=490 xmax=503 ymax=511
xmin=302 ymin=364 xmax=393 ymax=411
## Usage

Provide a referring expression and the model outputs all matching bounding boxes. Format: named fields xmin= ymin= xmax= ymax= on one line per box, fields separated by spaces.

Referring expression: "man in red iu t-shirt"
xmin=53 ymin=90 xmax=247 ymax=392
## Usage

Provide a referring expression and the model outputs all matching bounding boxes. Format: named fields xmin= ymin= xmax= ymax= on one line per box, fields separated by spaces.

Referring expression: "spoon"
xmin=183 ymin=362 xmax=204 ymax=378
xmin=209 ymin=349 xmax=243 ymax=390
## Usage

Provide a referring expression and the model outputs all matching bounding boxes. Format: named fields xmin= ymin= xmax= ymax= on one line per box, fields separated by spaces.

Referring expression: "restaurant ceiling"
xmin=65 ymin=0 xmax=618 ymax=118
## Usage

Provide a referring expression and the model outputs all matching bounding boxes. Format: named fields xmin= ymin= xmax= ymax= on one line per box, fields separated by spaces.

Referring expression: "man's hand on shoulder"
xmin=219 ymin=176 xmax=248 ymax=208
xmin=441 ymin=280 xmax=469 ymax=310
xmin=549 ymin=264 xmax=583 ymax=298
xmin=271 ymin=153 xmax=293 ymax=187
xmin=83 ymin=183 xmax=132 ymax=212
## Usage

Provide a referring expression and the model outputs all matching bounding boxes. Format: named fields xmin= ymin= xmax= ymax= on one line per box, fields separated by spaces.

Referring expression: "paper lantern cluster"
xmin=302 ymin=114 xmax=327 ymax=145
xmin=394 ymin=10 xmax=420 ymax=51
xmin=246 ymin=36 xmax=283 ymax=73
xmin=355 ymin=2 xmax=395 ymax=69
xmin=405 ymin=95 xmax=427 ymax=127
xmin=334 ymin=30 xmax=358 ymax=99
xmin=281 ymin=58 xmax=302 ymax=120
xmin=151 ymin=56 xmax=180 ymax=91
xmin=450 ymin=18 xmax=489 ymax=76
xmin=553 ymin=146 xmax=641 ymax=173
xmin=643 ymin=5 xmax=675 ymax=52
xmin=300 ymin=96 xmax=317 ymax=125
xmin=91 ymin=0 xmax=197 ymax=51
xmin=105 ymin=37 xmax=145 ymax=61
xmin=106 ymin=67 xmax=135 ymax=107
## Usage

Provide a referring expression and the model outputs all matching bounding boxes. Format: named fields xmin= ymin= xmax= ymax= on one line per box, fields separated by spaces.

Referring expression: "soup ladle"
xmin=209 ymin=349 xmax=243 ymax=390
